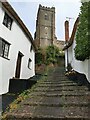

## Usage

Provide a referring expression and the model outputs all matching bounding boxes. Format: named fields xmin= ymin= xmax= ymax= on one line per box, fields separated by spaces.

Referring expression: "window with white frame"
xmin=28 ymin=58 xmax=32 ymax=69
xmin=0 ymin=37 xmax=10 ymax=59
xmin=3 ymin=12 xmax=13 ymax=30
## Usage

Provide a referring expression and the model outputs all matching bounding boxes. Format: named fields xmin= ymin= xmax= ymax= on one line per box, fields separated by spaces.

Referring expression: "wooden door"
xmin=15 ymin=51 xmax=24 ymax=78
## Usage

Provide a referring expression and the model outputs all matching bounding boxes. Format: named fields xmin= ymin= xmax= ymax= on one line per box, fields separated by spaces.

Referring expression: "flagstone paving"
xmin=6 ymin=67 xmax=90 ymax=120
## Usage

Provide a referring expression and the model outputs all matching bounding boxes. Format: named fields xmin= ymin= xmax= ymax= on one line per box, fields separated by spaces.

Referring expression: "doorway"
xmin=15 ymin=51 xmax=24 ymax=78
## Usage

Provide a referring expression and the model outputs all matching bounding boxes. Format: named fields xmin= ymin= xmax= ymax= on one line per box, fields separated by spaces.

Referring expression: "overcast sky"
xmin=8 ymin=0 xmax=81 ymax=40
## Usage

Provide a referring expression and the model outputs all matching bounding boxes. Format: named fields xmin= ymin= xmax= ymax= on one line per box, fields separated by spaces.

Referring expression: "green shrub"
xmin=35 ymin=45 xmax=64 ymax=65
xmin=46 ymin=45 xmax=60 ymax=65
xmin=75 ymin=1 xmax=90 ymax=61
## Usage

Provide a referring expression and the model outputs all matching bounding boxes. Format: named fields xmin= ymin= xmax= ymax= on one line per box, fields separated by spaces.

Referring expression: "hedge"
xmin=75 ymin=1 xmax=90 ymax=61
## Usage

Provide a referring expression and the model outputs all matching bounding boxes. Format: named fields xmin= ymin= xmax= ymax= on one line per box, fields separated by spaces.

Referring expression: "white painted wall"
xmin=72 ymin=40 xmax=90 ymax=83
xmin=65 ymin=50 xmax=68 ymax=71
xmin=65 ymin=46 xmax=73 ymax=71
xmin=65 ymin=39 xmax=90 ymax=83
xmin=0 ymin=5 xmax=35 ymax=94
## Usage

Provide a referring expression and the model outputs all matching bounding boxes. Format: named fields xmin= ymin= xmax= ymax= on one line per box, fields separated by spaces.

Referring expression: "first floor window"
xmin=3 ymin=12 xmax=13 ymax=30
xmin=28 ymin=58 xmax=32 ymax=69
xmin=0 ymin=37 xmax=10 ymax=59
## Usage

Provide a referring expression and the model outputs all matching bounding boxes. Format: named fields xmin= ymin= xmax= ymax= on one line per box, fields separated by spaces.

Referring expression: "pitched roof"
xmin=1 ymin=0 xmax=36 ymax=51
xmin=63 ymin=17 xmax=79 ymax=50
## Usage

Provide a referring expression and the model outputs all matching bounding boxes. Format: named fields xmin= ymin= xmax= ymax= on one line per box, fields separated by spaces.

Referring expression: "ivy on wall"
xmin=75 ymin=1 xmax=90 ymax=61
xmin=35 ymin=47 xmax=43 ymax=65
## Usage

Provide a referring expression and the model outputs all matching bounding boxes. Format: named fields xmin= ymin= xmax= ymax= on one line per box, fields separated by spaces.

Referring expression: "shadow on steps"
xmin=67 ymin=71 xmax=90 ymax=90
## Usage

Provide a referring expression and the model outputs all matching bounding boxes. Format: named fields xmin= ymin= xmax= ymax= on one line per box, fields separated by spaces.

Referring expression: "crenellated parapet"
xmin=39 ymin=4 xmax=55 ymax=12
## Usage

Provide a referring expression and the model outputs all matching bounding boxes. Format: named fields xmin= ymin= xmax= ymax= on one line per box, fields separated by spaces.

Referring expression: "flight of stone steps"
xmin=6 ymin=67 xmax=90 ymax=120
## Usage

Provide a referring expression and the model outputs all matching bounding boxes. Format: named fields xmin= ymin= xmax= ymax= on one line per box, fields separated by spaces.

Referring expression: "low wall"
xmin=9 ymin=78 xmax=37 ymax=93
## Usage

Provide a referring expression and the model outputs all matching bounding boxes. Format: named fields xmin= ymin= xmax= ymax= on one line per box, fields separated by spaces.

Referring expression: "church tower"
xmin=34 ymin=4 xmax=56 ymax=48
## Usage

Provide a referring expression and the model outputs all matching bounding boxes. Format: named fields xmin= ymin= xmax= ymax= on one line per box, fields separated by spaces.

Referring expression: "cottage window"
xmin=0 ymin=37 xmax=10 ymax=59
xmin=28 ymin=58 xmax=32 ymax=69
xmin=3 ymin=12 xmax=13 ymax=30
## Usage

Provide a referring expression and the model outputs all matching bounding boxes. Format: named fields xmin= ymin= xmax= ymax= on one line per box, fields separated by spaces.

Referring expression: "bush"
xmin=35 ymin=45 xmax=64 ymax=65
xmin=75 ymin=1 xmax=90 ymax=61
xmin=46 ymin=45 xmax=60 ymax=65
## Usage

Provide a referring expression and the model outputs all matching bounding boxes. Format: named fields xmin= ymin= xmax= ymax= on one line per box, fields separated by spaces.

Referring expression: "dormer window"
xmin=3 ymin=12 xmax=13 ymax=30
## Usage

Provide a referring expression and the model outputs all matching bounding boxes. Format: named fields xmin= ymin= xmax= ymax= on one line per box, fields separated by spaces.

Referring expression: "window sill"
xmin=3 ymin=24 xmax=12 ymax=31
xmin=28 ymin=67 xmax=32 ymax=70
xmin=0 ymin=56 xmax=10 ymax=60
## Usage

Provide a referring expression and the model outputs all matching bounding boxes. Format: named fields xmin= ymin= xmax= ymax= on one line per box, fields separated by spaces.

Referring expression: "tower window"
xmin=45 ymin=27 xmax=48 ymax=35
xmin=3 ymin=12 xmax=13 ymax=30
xmin=45 ymin=14 xmax=49 ymax=20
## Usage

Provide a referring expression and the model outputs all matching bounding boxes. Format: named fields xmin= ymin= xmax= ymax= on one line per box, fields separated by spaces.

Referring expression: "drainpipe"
xmin=65 ymin=20 xmax=69 ymax=71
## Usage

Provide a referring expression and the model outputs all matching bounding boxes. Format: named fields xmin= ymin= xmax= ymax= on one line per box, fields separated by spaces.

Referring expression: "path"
xmin=6 ymin=67 xmax=90 ymax=120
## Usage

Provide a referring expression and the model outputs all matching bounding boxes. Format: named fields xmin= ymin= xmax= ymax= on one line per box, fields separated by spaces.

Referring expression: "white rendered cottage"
xmin=63 ymin=17 xmax=90 ymax=83
xmin=0 ymin=1 xmax=36 ymax=94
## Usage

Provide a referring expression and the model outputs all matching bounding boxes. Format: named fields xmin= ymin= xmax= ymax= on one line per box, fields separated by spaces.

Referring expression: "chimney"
xmin=65 ymin=20 xmax=69 ymax=41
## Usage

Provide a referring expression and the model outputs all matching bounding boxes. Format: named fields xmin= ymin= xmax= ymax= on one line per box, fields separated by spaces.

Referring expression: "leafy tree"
xmin=35 ymin=45 xmax=64 ymax=65
xmin=46 ymin=45 xmax=60 ymax=64
xmin=75 ymin=1 xmax=90 ymax=61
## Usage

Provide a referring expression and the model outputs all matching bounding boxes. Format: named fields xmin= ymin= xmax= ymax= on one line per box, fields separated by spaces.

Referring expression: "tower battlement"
xmin=39 ymin=4 xmax=55 ymax=12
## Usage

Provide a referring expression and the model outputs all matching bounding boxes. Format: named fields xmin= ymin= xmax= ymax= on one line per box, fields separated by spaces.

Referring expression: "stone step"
xmin=44 ymin=77 xmax=69 ymax=81
xmin=23 ymin=102 xmax=89 ymax=107
xmin=30 ymin=91 xmax=90 ymax=97
xmin=34 ymin=86 xmax=89 ymax=91
xmin=41 ymin=77 xmax=69 ymax=80
xmin=22 ymin=98 xmax=89 ymax=107
xmin=39 ymin=81 xmax=75 ymax=84
xmin=40 ymin=82 xmax=77 ymax=85
xmin=6 ymin=105 xmax=89 ymax=120
xmin=34 ymin=88 xmax=89 ymax=92
xmin=21 ymin=96 xmax=89 ymax=106
xmin=37 ymin=84 xmax=86 ymax=87
xmin=42 ymin=80 xmax=71 ymax=83
xmin=38 ymin=83 xmax=78 ymax=86
xmin=30 ymin=106 xmax=89 ymax=119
